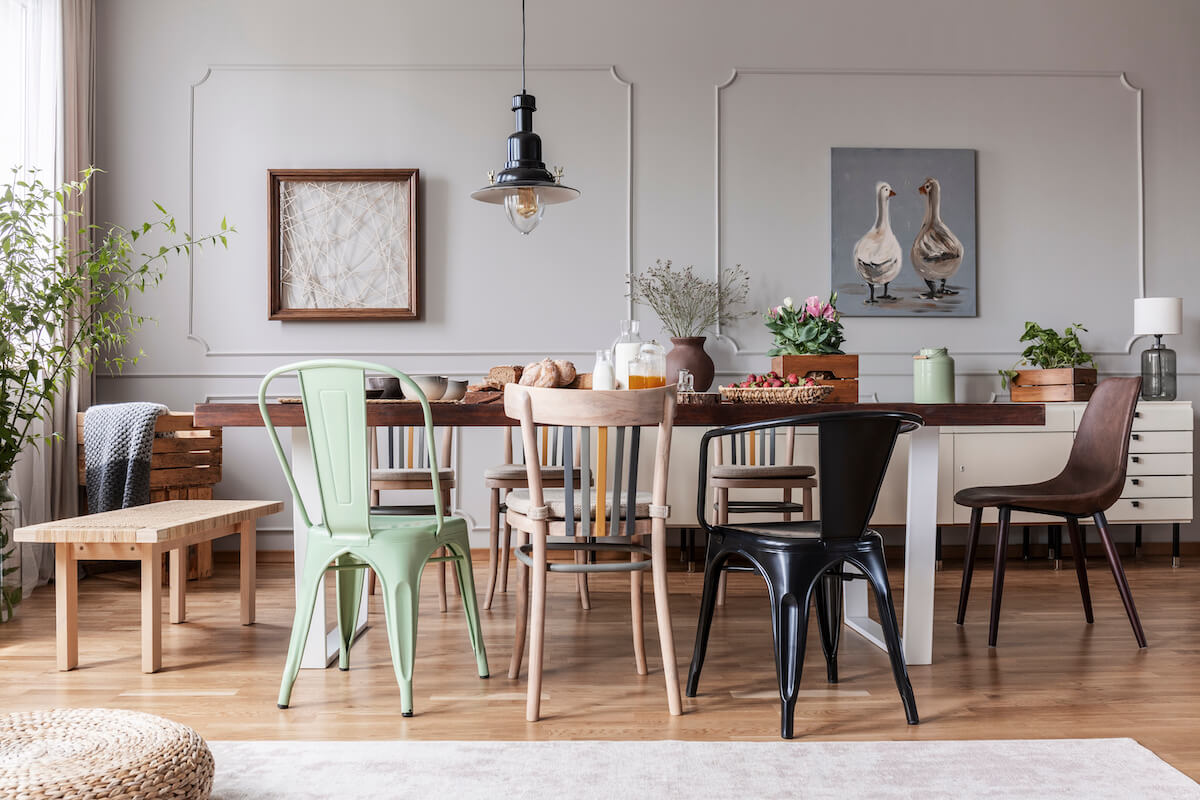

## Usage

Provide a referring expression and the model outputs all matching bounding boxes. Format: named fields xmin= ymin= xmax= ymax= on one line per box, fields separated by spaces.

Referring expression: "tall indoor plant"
xmin=0 ymin=167 xmax=230 ymax=620
xmin=628 ymin=259 xmax=752 ymax=390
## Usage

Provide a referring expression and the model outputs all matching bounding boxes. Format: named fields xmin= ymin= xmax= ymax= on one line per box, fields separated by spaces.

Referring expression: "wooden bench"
xmin=15 ymin=499 xmax=281 ymax=673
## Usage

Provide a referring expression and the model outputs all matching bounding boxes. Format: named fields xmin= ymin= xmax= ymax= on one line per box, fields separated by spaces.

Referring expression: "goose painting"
xmin=852 ymin=181 xmax=903 ymax=304
xmin=911 ymin=177 xmax=964 ymax=299
xmin=830 ymin=147 xmax=976 ymax=317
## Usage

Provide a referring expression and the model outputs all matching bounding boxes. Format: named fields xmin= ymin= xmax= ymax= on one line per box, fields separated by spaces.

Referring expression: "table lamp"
xmin=1133 ymin=297 xmax=1182 ymax=400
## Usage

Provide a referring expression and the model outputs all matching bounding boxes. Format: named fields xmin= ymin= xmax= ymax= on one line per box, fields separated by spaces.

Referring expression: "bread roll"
xmin=553 ymin=360 xmax=577 ymax=386
xmin=519 ymin=359 xmax=561 ymax=388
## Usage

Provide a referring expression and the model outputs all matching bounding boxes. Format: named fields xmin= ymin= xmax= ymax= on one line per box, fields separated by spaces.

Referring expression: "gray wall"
xmin=93 ymin=0 xmax=1200 ymax=549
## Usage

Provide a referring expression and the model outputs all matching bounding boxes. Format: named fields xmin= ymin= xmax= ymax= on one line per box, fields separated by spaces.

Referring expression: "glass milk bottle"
xmin=592 ymin=349 xmax=616 ymax=390
xmin=611 ymin=319 xmax=643 ymax=389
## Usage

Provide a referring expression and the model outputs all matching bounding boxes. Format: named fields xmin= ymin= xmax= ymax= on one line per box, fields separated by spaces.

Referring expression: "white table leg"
xmin=291 ymin=427 xmax=370 ymax=669
xmin=843 ymin=424 xmax=939 ymax=666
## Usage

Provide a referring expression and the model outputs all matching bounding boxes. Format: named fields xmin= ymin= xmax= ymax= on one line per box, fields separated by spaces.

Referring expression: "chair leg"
xmin=686 ymin=541 xmax=727 ymax=697
xmin=957 ymin=507 xmax=983 ymax=624
xmin=759 ymin=557 xmax=814 ymax=740
xmin=526 ymin=530 xmax=549 ymax=722
xmin=576 ymin=546 xmax=592 ymax=612
xmin=802 ymin=486 xmax=813 ymax=521
xmin=484 ymin=489 xmax=501 ymax=610
xmin=782 ymin=487 xmax=792 ymax=522
xmin=435 ymin=546 xmax=448 ymax=613
xmin=278 ymin=549 xmax=332 ymax=709
xmin=379 ymin=563 xmax=423 ymax=717
xmin=631 ymin=536 xmax=647 ymax=676
xmin=445 ymin=490 xmax=461 ymax=600
xmin=1064 ymin=518 xmax=1094 ymax=623
xmin=855 ymin=541 xmax=919 ymax=725
xmin=987 ymin=507 xmax=1012 ymax=647
xmin=508 ymin=529 xmax=530 ymax=680
xmin=446 ymin=537 xmax=490 ymax=678
xmin=814 ymin=569 xmax=843 ymax=684
xmin=334 ymin=554 xmax=365 ymax=671
xmin=1094 ymin=512 xmax=1147 ymax=648
xmin=650 ymin=523 xmax=683 ymax=716
xmin=367 ymin=570 xmax=378 ymax=596
xmin=715 ymin=488 xmax=729 ymax=607
xmin=500 ymin=519 xmax=512 ymax=593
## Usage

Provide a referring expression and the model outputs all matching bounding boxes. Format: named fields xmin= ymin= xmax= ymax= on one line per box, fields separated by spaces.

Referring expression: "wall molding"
xmin=713 ymin=67 xmax=1146 ymax=357
xmin=187 ymin=63 xmax=634 ymax=357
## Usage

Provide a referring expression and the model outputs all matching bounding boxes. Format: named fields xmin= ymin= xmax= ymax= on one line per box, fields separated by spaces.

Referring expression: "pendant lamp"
xmin=471 ymin=0 xmax=578 ymax=234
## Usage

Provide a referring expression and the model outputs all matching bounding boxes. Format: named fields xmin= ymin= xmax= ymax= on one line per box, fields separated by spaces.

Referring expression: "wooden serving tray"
xmin=277 ymin=397 xmax=463 ymax=404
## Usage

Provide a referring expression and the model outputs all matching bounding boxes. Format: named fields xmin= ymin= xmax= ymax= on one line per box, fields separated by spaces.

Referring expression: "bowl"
xmin=442 ymin=379 xmax=468 ymax=402
xmin=405 ymin=375 xmax=447 ymax=401
xmin=365 ymin=375 xmax=402 ymax=399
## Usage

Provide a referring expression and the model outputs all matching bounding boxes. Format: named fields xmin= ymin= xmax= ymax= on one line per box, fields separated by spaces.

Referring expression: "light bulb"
xmin=504 ymin=187 xmax=545 ymax=235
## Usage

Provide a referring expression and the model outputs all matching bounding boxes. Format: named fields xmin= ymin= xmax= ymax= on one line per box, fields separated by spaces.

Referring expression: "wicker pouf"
xmin=0 ymin=708 xmax=214 ymax=799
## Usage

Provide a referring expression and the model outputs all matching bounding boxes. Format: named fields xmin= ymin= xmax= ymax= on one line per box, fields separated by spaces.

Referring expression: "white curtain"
xmin=1 ymin=0 xmax=63 ymax=597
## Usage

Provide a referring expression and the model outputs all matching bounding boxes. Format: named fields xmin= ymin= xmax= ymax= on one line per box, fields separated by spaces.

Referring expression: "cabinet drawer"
xmin=1122 ymin=475 xmax=1192 ymax=498
xmin=1105 ymin=497 xmax=1192 ymax=522
xmin=1128 ymin=431 xmax=1193 ymax=454
xmin=1127 ymin=452 xmax=1193 ymax=475
xmin=1131 ymin=404 xmax=1193 ymax=432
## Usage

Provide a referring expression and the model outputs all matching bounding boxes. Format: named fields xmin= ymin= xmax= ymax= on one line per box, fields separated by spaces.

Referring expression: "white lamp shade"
xmin=1134 ymin=297 xmax=1183 ymax=336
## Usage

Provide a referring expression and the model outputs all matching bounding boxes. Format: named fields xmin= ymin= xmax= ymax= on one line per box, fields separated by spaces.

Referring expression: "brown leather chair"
xmin=955 ymin=377 xmax=1146 ymax=648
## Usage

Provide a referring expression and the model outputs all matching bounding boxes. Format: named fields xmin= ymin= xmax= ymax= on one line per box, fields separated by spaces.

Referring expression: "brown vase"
xmin=666 ymin=337 xmax=715 ymax=391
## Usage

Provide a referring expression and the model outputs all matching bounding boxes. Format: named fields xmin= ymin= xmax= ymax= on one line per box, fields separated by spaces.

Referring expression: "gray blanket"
xmin=84 ymin=402 xmax=168 ymax=513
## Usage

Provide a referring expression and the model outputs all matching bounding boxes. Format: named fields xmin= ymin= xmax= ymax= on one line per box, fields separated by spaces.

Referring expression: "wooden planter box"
xmin=770 ymin=354 xmax=859 ymax=403
xmin=1010 ymin=367 xmax=1097 ymax=402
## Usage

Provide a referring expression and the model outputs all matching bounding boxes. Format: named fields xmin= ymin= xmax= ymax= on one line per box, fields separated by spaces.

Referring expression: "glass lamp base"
xmin=1140 ymin=343 xmax=1177 ymax=401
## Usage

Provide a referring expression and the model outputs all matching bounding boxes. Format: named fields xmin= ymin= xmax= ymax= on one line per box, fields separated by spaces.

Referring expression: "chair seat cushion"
xmin=710 ymin=464 xmax=816 ymax=480
xmin=719 ymin=521 xmax=823 ymax=539
xmin=371 ymin=467 xmax=455 ymax=484
xmin=483 ymin=464 xmax=583 ymax=481
xmin=954 ymin=481 xmax=1096 ymax=517
xmin=506 ymin=488 xmax=653 ymax=520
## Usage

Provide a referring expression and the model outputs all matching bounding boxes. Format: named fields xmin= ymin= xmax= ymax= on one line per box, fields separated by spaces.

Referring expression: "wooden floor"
xmin=2 ymin=552 xmax=1198 ymax=778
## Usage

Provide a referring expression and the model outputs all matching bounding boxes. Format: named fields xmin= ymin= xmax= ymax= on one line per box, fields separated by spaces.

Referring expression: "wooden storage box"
xmin=77 ymin=412 xmax=223 ymax=579
xmin=1010 ymin=368 xmax=1097 ymax=403
xmin=769 ymin=354 xmax=859 ymax=403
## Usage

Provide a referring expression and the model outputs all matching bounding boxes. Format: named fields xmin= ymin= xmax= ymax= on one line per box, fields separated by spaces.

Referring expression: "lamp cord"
xmin=521 ymin=0 xmax=526 ymax=93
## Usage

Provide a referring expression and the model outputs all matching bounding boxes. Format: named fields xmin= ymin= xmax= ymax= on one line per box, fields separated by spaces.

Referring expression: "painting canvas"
xmin=831 ymin=148 xmax=976 ymax=317
xmin=268 ymin=169 xmax=419 ymax=320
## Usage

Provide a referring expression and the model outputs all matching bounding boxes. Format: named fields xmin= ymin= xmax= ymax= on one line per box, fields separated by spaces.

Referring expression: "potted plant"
xmin=999 ymin=321 xmax=1097 ymax=402
xmin=763 ymin=293 xmax=858 ymax=402
xmin=628 ymin=259 xmax=752 ymax=391
xmin=0 ymin=167 xmax=230 ymax=620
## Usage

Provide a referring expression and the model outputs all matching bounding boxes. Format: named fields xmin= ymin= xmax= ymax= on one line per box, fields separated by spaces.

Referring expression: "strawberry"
xmin=787 ymin=373 xmax=798 ymax=385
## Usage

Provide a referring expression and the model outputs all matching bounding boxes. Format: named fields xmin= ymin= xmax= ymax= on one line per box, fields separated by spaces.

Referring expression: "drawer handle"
xmin=1131 ymin=434 xmax=1142 ymax=441
xmin=1134 ymin=411 xmax=1142 ymax=419
xmin=1131 ymin=500 xmax=1142 ymax=508
xmin=1131 ymin=479 xmax=1141 ymax=486
xmin=1131 ymin=456 xmax=1141 ymax=463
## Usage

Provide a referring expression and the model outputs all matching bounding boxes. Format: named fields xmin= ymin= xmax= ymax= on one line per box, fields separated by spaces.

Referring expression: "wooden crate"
xmin=1010 ymin=368 xmax=1097 ymax=403
xmin=769 ymin=354 xmax=859 ymax=403
xmin=77 ymin=412 xmax=223 ymax=579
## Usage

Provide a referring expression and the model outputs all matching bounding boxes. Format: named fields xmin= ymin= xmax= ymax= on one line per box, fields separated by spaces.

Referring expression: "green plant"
xmin=999 ymin=321 xmax=1096 ymax=389
xmin=0 ymin=167 xmax=232 ymax=618
xmin=763 ymin=293 xmax=846 ymax=356
xmin=628 ymin=259 xmax=753 ymax=338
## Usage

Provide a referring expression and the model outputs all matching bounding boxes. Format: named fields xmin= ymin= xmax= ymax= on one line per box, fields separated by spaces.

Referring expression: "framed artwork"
xmin=831 ymin=148 xmax=977 ymax=317
xmin=268 ymin=168 xmax=419 ymax=320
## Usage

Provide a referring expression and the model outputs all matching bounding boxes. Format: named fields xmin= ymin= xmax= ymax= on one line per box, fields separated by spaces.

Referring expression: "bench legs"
xmin=141 ymin=545 xmax=163 ymax=673
xmin=55 ymin=544 xmax=78 ymax=671
xmin=170 ymin=548 xmax=187 ymax=624
xmin=240 ymin=520 xmax=256 ymax=625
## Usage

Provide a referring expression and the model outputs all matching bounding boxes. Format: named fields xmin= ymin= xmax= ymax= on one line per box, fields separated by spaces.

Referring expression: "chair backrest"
xmin=373 ymin=425 xmax=453 ymax=472
xmin=715 ymin=425 xmax=796 ymax=468
xmin=504 ymin=384 xmax=676 ymax=535
xmin=1058 ymin=377 xmax=1142 ymax=511
xmin=258 ymin=359 xmax=443 ymax=540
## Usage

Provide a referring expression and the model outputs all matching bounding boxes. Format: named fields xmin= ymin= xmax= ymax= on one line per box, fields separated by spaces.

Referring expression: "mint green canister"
xmin=913 ymin=347 xmax=955 ymax=403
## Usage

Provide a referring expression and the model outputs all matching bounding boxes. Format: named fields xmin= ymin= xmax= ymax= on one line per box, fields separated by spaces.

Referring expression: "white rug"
xmin=208 ymin=738 xmax=1199 ymax=799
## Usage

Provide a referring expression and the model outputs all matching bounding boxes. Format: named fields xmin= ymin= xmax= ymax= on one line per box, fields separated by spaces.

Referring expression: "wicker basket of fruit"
xmin=718 ymin=372 xmax=833 ymax=404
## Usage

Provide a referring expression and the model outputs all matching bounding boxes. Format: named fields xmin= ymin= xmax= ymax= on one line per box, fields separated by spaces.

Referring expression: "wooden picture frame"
xmin=268 ymin=168 xmax=420 ymax=320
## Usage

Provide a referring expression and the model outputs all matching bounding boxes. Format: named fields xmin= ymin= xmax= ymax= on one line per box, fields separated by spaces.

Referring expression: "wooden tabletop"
xmin=14 ymin=499 xmax=283 ymax=544
xmin=194 ymin=400 xmax=1044 ymax=429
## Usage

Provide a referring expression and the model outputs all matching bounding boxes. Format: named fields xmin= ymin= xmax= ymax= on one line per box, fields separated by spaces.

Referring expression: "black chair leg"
xmin=814 ymin=569 xmax=843 ymax=684
xmin=686 ymin=541 xmax=729 ymax=697
xmin=1094 ymin=512 xmax=1147 ymax=648
xmin=987 ymin=507 xmax=1012 ymax=647
xmin=1172 ymin=522 xmax=1181 ymax=568
xmin=957 ymin=507 xmax=983 ymax=624
xmin=760 ymin=557 xmax=816 ymax=740
xmin=1064 ymin=517 xmax=1094 ymax=623
xmin=855 ymin=540 xmax=918 ymax=725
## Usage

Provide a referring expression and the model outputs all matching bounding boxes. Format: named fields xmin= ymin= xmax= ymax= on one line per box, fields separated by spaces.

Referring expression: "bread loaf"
xmin=553 ymin=360 xmax=577 ymax=385
xmin=519 ymin=359 xmax=561 ymax=388
xmin=486 ymin=365 xmax=524 ymax=388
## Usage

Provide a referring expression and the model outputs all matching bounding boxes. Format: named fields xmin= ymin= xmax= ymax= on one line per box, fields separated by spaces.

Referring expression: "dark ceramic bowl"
xmin=365 ymin=375 xmax=402 ymax=399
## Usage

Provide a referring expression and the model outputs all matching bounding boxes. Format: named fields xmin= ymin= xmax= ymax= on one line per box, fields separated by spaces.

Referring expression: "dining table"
xmin=195 ymin=399 xmax=1045 ymax=669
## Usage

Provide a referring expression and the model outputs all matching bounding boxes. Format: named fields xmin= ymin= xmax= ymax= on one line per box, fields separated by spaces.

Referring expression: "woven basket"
xmin=0 ymin=708 xmax=214 ymax=799
xmin=718 ymin=384 xmax=833 ymax=404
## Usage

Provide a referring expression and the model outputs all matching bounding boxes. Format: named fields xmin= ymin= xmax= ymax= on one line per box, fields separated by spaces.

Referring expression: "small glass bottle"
xmin=629 ymin=341 xmax=667 ymax=389
xmin=611 ymin=320 xmax=643 ymax=390
xmin=592 ymin=349 xmax=616 ymax=390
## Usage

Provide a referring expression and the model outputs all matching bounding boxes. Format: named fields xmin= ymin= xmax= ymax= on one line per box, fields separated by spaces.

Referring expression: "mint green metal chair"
xmin=258 ymin=360 xmax=488 ymax=715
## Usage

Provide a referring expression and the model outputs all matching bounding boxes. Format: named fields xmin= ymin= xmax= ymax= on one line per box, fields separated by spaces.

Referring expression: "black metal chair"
xmin=686 ymin=409 xmax=922 ymax=739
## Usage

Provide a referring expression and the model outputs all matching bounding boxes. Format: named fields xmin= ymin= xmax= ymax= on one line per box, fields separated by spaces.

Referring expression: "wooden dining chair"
xmin=955 ymin=377 xmax=1147 ymax=648
xmin=483 ymin=425 xmax=586 ymax=610
xmin=711 ymin=425 xmax=818 ymax=606
xmin=367 ymin=425 xmax=457 ymax=611
xmin=503 ymin=383 xmax=682 ymax=722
